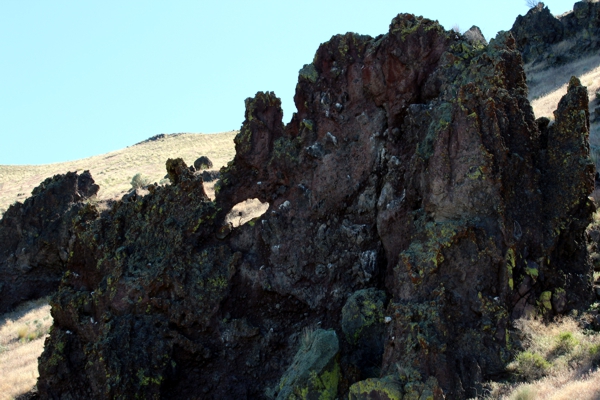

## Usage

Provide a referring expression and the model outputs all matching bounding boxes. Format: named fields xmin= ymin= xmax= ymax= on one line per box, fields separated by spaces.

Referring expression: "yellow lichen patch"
xmin=539 ymin=291 xmax=553 ymax=310
xmin=399 ymin=220 xmax=466 ymax=285
xmin=348 ymin=375 xmax=403 ymax=400
xmin=506 ymin=248 xmax=516 ymax=290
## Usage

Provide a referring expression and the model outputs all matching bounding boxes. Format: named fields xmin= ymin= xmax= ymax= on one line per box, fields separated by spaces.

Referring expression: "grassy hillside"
xmin=0 ymin=131 xmax=238 ymax=216
xmin=0 ymin=298 xmax=52 ymax=400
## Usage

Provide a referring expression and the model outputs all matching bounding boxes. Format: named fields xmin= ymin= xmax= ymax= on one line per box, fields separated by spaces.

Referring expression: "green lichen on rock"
xmin=540 ymin=291 xmax=553 ymax=310
xmin=398 ymin=220 xmax=465 ymax=285
xmin=272 ymin=136 xmax=301 ymax=166
xmin=506 ymin=248 xmax=516 ymax=290
xmin=348 ymin=375 xmax=403 ymax=400
xmin=417 ymin=102 xmax=452 ymax=160
xmin=342 ymin=288 xmax=386 ymax=345
xmin=299 ymin=63 xmax=319 ymax=83
xmin=402 ymin=376 xmax=441 ymax=400
xmin=276 ymin=329 xmax=340 ymax=400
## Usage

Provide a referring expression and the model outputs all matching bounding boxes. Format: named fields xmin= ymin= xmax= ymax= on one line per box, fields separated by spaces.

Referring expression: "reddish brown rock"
xmin=37 ymin=14 xmax=594 ymax=400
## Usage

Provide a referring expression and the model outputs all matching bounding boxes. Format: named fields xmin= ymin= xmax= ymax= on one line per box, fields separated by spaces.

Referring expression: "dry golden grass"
xmin=0 ymin=131 xmax=238 ymax=216
xmin=482 ymin=316 xmax=600 ymax=400
xmin=0 ymin=298 xmax=52 ymax=400
xmin=526 ymin=53 xmax=600 ymax=102
xmin=495 ymin=369 xmax=600 ymax=400
xmin=225 ymin=198 xmax=269 ymax=227
xmin=528 ymin=55 xmax=600 ymax=121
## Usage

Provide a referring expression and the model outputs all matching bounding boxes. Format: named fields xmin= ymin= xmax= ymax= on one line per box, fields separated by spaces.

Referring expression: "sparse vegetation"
xmin=481 ymin=315 xmax=600 ymax=399
xmin=0 ymin=297 xmax=53 ymax=400
xmin=130 ymin=173 xmax=151 ymax=190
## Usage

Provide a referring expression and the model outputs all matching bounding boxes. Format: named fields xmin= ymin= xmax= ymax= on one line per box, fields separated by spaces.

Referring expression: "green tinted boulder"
xmin=276 ymin=329 xmax=340 ymax=400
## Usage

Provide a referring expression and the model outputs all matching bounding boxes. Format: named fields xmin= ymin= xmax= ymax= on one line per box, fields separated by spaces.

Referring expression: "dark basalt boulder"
xmin=37 ymin=13 xmax=594 ymax=400
xmin=200 ymin=170 xmax=219 ymax=182
xmin=193 ymin=155 xmax=213 ymax=171
xmin=510 ymin=2 xmax=564 ymax=64
xmin=0 ymin=171 xmax=98 ymax=313
xmin=511 ymin=1 xmax=600 ymax=65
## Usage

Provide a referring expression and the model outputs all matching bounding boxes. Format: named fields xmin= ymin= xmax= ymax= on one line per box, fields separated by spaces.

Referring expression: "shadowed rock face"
xmin=0 ymin=171 xmax=98 ymax=313
xmin=37 ymin=14 xmax=594 ymax=400
xmin=511 ymin=1 xmax=600 ymax=65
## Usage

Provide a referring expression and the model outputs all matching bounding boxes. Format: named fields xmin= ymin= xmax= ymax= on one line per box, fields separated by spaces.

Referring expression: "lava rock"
xmin=0 ymin=171 xmax=98 ymax=313
xmin=510 ymin=1 xmax=600 ymax=65
xmin=274 ymin=329 xmax=340 ymax=400
xmin=37 ymin=14 xmax=595 ymax=400
xmin=194 ymin=155 xmax=213 ymax=170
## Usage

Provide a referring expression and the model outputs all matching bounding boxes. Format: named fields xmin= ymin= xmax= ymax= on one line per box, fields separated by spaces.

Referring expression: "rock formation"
xmin=37 ymin=14 xmax=594 ymax=399
xmin=0 ymin=171 xmax=98 ymax=313
xmin=511 ymin=1 xmax=600 ymax=65
xmin=194 ymin=156 xmax=214 ymax=171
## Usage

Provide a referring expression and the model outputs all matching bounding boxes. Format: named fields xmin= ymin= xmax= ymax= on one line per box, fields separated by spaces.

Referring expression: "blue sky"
xmin=1 ymin=1 xmax=578 ymax=165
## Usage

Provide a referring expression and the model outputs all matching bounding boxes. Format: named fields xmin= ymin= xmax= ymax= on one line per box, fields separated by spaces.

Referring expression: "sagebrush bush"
xmin=513 ymin=351 xmax=551 ymax=380
xmin=509 ymin=385 xmax=537 ymax=400
xmin=554 ymin=331 xmax=579 ymax=355
xmin=130 ymin=173 xmax=151 ymax=190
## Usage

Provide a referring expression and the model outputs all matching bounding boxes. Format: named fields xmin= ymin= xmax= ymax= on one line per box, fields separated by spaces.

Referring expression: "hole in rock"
xmin=224 ymin=198 xmax=269 ymax=228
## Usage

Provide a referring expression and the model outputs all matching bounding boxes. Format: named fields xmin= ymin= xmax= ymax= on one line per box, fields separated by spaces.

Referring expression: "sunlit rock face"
xmin=37 ymin=13 xmax=594 ymax=400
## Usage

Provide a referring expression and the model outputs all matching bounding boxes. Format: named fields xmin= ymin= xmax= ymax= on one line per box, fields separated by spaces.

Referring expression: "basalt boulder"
xmin=37 ymin=13 xmax=594 ymax=400
xmin=0 ymin=171 xmax=98 ymax=313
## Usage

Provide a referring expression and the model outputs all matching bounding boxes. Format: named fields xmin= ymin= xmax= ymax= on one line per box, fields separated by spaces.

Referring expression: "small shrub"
xmin=555 ymin=331 xmax=579 ymax=354
xmin=512 ymin=351 xmax=550 ymax=380
xmin=17 ymin=326 xmax=28 ymax=340
xmin=510 ymin=385 xmax=537 ymax=400
xmin=130 ymin=173 xmax=151 ymax=190
xmin=589 ymin=343 xmax=600 ymax=356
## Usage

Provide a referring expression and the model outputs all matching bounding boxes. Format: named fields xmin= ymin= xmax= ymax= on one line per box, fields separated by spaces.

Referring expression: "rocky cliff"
xmin=511 ymin=1 xmax=600 ymax=65
xmin=36 ymin=14 xmax=594 ymax=399
xmin=0 ymin=171 xmax=98 ymax=313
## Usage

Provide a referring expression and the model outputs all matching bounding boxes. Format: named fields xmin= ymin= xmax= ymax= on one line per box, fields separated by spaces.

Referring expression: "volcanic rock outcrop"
xmin=37 ymin=14 xmax=594 ymax=399
xmin=511 ymin=1 xmax=600 ymax=65
xmin=0 ymin=171 xmax=98 ymax=313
